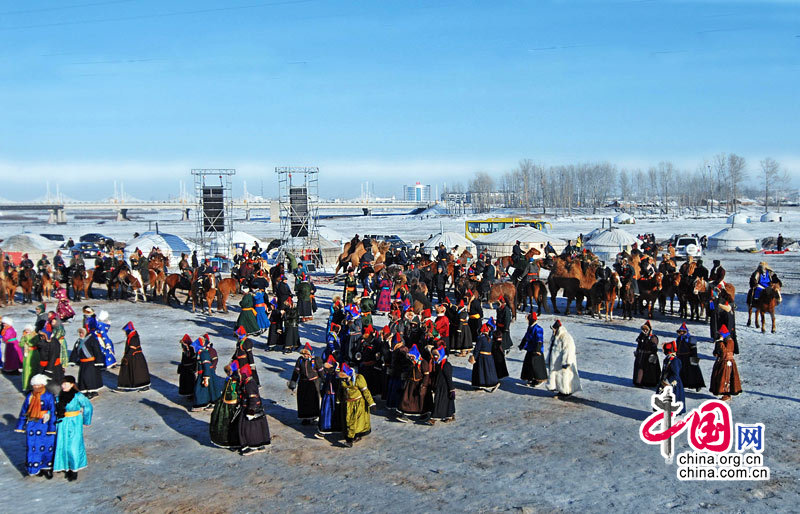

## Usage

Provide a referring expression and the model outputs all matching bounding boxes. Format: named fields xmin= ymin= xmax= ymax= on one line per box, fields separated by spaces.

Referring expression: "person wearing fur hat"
xmin=210 ymin=363 xmax=241 ymax=449
xmin=1 ymin=317 xmax=23 ymax=374
xmin=70 ymin=327 xmax=105 ymax=398
xmin=95 ymin=310 xmax=117 ymax=368
xmin=177 ymin=334 xmax=197 ymax=398
xmin=281 ymin=297 xmax=300 ymax=354
xmin=53 ymin=375 xmax=93 ymax=481
xmin=15 ymin=374 xmax=57 ymax=478
xmin=117 ymin=322 xmax=150 ymax=391
xmin=632 ymin=320 xmax=661 ymax=388
xmin=81 ymin=306 xmax=96 ymax=332
xmin=34 ymin=303 xmax=49 ymax=332
xmin=658 ymin=340 xmax=685 ymax=413
xmin=427 ymin=345 xmax=455 ymax=425
xmin=519 ymin=312 xmax=547 ymax=386
xmin=21 ymin=325 xmax=39 ymax=392
xmin=236 ymin=365 xmax=271 ymax=455
xmin=709 ymin=326 xmax=742 ymax=402
xmin=470 ymin=321 xmax=500 ymax=392
xmin=675 ymin=323 xmax=706 ymax=391
xmin=289 ymin=342 xmax=324 ymax=424
xmin=546 ymin=320 xmax=581 ymax=397
xmin=338 ymin=363 xmax=375 ymax=447
xmin=232 ymin=326 xmax=259 ymax=385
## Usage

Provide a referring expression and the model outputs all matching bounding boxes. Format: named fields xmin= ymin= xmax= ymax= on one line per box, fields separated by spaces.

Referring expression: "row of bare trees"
xmin=447 ymin=154 xmax=791 ymax=214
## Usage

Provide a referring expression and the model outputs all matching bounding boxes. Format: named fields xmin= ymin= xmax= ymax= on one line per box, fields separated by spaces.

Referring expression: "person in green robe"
xmin=338 ymin=363 xmax=375 ymax=448
xmin=360 ymin=295 xmax=375 ymax=329
xmin=49 ymin=316 xmax=69 ymax=372
xmin=210 ymin=364 xmax=241 ymax=449
xmin=21 ymin=325 xmax=39 ymax=392
xmin=236 ymin=290 xmax=260 ymax=335
xmin=53 ymin=376 xmax=93 ymax=481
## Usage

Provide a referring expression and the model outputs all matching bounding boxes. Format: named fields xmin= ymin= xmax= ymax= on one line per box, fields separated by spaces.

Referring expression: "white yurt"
xmin=474 ymin=226 xmax=566 ymax=256
xmin=760 ymin=212 xmax=782 ymax=222
xmin=279 ymin=236 xmax=342 ymax=269
xmin=423 ymin=232 xmax=476 ymax=256
xmin=707 ymin=228 xmax=757 ymax=251
xmin=727 ymin=213 xmax=750 ymax=225
xmin=123 ymin=231 xmax=192 ymax=263
xmin=0 ymin=233 xmax=61 ymax=265
xmin=613 ymin=212 xmax=636 ymax=224
xmin=583 ymin=227 xmax=638 ymax=261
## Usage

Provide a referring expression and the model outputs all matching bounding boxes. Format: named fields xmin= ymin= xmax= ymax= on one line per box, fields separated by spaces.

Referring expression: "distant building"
xmin=403 ymin=182 xmax=431 ymax=202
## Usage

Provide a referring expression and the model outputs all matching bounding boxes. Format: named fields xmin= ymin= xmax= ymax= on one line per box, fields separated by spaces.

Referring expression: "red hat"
xmin=382 ymin=325 xmax=391 ymax=335
xmin=678 ymin=322 xmax=688 ymax=333
xmin=498 ymin=295 xmax=506 ymax=304
xmin=458 ymin=299 xmax=465 ymax=308
xmin=423 ymin=309 xmax=432 ymax=319
xmin=324 ymin=354 xmax=338 ymax=369
xmin=235 ymin=326 xmax=247 ymax=339
xmin=663 ymin=341 xmax=677 ymax=354
xmin=363 ymin=325 xmax=375 ymax=336
xmin=330 ymin=322 xmax=341 ymax=332
xmin=123 ymin=321 xmax=135 ymax=333
xmin=551 ymin=319 xmax=562 ymax=331
xmin=181 ymin=334 xmax=192 ymax=344
xmin=301 ymin=342 xmax=313 ymax=354
xmin=528 ymin=312 xmax=537 ymax=322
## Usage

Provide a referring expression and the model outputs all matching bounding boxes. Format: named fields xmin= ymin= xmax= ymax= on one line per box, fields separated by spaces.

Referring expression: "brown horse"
xmin=589 ymin=272 xmax=621 ymax=321
xmin=747 ymin=279 xmax=782 ymax=333
xmin=164 ymin=273 xmax=193 ymax=306
xmin=487 ymin=282 xmax=517 ymax=320
xmin=693 ymin=278 xmax=736 ymax=322
xmin=38 ymin=268 xmax=54 ymax=301
xmin=518 ymin=279 xmax=548 ymax=315
xmin=215 ymin=277 xmax=239 ymax=313
xmin=191 ymin=274 xmax=216 ymax=314
xmin=657 ymin=272 xmax=681 ymax=316
xmin=4 ymin=270 xmax=19 ymax=305
xmin=18 ymin=268 xmax=35 ymax=303
xmin=637 ymin=273 xmax=663 ymax=319
xmin=496 ymin=247 xmax=541 ymax=275
xmin=334 ymin=240 xmax=384 ymax=276
xmin=148 ymin=254 xmax=169 ymax=272
xmin=70 ymin=268 xmax=88 ymax=302
xmin=620 ymin=279 xmax=635 ymax=320
xmin=446 ymin=249 xmax=473 ymax=287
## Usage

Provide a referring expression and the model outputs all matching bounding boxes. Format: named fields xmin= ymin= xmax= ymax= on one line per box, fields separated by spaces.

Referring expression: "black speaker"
xmin=290 ymin=187 xmax=308 ymax=237
xmin=203 ymin=186 xmax=224 ymax=232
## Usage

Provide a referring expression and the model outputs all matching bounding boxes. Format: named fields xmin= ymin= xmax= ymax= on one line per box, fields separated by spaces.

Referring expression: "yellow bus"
xmin=465 ymin=218 xmax=553 ymax=240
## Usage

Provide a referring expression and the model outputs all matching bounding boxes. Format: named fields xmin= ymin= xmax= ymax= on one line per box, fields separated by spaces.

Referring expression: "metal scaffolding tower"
xmin=275 ymin=166 xmax=320 ymax=266
xmin=192 ymin=169 xmax=235 ymax=259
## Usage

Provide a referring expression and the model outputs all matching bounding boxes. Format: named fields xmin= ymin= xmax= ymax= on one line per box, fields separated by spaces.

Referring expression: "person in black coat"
xmin=470 ymin=322 xmax=499 ymax=392
xmin=117 ymin=322 xmax=151 ymax=391
xmin=426 ymin=345 xmax=455 ymax=424
xmin=288 ymin=343 xmax=323 ymax=424
xmin=70 ymin=327 xmax=105 ymax=397
xmin=633 ymin=321 xmax=661 ymax=387
xmin=675 ymin=323 xmax=706 ymax=391
xmin=495 ymin=296 xmax=513 ymax=352
xmin=519 ymin=312 xmax=548 ymax=386
xmin=36 ymin=324 xmax=64 ymax=395
xmin=467 ymin=292 xmax=483 ymax=344
xmin=177 ymin=334 xmax=197 ymax=398
xmin=237 ymin=366 xmax=270 ymax=455
xmin=276 ymin=274 xmax=292 ymax=307
xmin=232 ymin=326 xmax=259 ymax=385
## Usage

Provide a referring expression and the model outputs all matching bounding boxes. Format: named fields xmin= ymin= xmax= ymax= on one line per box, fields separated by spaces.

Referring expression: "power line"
xmin=0 ymin=0 xmax=317 ymax=31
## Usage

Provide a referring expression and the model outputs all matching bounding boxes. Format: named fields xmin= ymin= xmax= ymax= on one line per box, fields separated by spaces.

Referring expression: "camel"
xmin=545 ymin=256 xmax=598 ymax=315
xmin=334 ymin=240 xmax=387 ymax=276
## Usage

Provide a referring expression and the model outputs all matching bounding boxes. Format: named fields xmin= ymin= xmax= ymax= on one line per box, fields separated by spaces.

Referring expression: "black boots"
xmin=65 ymin=470 xmax=78 ymax=481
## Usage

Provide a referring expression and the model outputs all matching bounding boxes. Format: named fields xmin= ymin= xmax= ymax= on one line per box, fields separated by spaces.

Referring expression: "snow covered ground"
xmin=0 ymin=210 xmax=798 ymax=511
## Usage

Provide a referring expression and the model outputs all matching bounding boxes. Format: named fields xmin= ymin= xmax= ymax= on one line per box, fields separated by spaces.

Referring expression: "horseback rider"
xmin=618 ymin=256 xmax=639 ymax=296
xmin=52 ymin=250 xmax=66 ymax=279
xmin=639 ymin=256 xmax=655 ymax=279
xmin=658 ymin=254 xmax=675 ymax=275
xmin=750 ymin=262 xmax=774 ymax=300
xmin=693 ymin=259 xmax=709 ymax=281
xmin=543 ymin=241 xmax=556 ymax=258
xmin=178 ymin=253 xmax=190 ymax=273
xmin=20 ymin=253 xmax=34 ymax=270
xmin=69 ymin=251 xmax=85 ymax=273
xmin=436 ymin=243 xmax=449 ymax=264
xmin=396 ymin=246 xmax=409 ymax=268
xmin=479 ymin=254 xmax=495 ymax=301
xmin=511 ymin=240 xmax=524 ymax=267
xmin=709 ymin=259 xmax=726 ymax=286
xmin=36 ymin=253 xmax=51 ymax=274
xmin=346 ymin=234 xmax=360 ymax=258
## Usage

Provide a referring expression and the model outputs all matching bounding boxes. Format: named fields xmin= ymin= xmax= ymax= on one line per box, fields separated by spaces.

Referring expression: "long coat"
xmin=399 ymin=361 xmax=430 ymax=415
xmin=283 ymin=307 xmax=300 ymax=350
xmin=676 ymin=333 xmax=706 ymax=389
xmin=53 ymin=392 xmax=93 ymax=472
xmin=376 ymin=278 xmax=393 ymax=312
xmin=633 ymin=332 xmax=661 ymax=387
xmin=210 ymin=377 xmax=240 ymax=448
xmin=296 ymin=281 xmax=314 ymax=318
xmin=177 ymin=344 xmax=197 ymax=397
xmin=430 ymin=360 xmax=455 ymax=419
xmin=237 ymin=376 xmax=270 ymax=447
xmin=15 ymin=390 xmax=57 ymax=475
xmin=709 ymin=337 xmax=742 ymax=397
xmin=71 ymin=334 xmax=105 ymax=393
xmin=520 ymin=323 xmax=548 ymax=382
xmin=339 ymin=373 xmax=375 ymax=440
xmin=546 ymin=327 xmax=582 ymax=395
xmin=193 ymin=347 xmax=225 ymax=407
xmin=452 ymin=306 xmax=473 ymax=351
xmin=659 ymin=355 xmax=685 ymax=414
xmin=236 ymin=294 xmax=261 ymax=335
xmin=471 ymin=334 xmax=499 ymax=388
xmin=117 ymin=331 xmax=150 ymax=390
xmin=318 ymin=370 xmax=342 ymax=434
xmin=253 ymin=292 xmax=271 ymax=331
xmin=290 ymin=356 xmax=323 ymax=419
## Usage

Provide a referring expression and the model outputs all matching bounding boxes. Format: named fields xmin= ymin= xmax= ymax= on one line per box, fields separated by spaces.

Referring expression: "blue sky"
xmin=1 ymin=0 xmax=798 ymax=200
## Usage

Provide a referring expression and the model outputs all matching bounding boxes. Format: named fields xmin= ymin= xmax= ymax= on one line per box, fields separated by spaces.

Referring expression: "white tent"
xmin=760 ymin=212 xmax=782 ymax=222
xmin=123 ymin=232 xmax=193 ymax=264
xmin=727 ymin=213 xmax=750 ymax=224
xmin=423 ymin=232 xmax=476 ymax=255
xmin=708 ymin=227 xmax=757 ymax=251
xmin=0 ymin=233 xmax=61 ymax=264
xmin=474 ymin=226 xmax=566 ymax=256
xmin=583 ymin=227 xmax=638 ymax=261
xmin=613 ymin=212 xmax=636 ymax=224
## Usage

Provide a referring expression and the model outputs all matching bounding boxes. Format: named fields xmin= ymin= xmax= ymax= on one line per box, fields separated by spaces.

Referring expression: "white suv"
xmin=673 ymin=235 xmax=702 ymax=258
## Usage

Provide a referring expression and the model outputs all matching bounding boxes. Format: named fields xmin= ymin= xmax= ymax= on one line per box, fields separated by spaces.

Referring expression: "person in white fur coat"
xmin=546 ymin=320 xmax=582 ymax=396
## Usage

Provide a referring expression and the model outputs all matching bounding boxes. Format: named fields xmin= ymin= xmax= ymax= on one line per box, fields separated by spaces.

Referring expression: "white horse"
xmin=128 ymin=270 xmax=147 ymax=303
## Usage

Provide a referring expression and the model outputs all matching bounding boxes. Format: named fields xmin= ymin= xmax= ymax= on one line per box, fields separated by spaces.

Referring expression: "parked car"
xmin=70 ymin=242 xmax=104 ymax=259
xmin=80 ymin=233 xmax=110 ymax=245
xmin=39 ymin=233 xmax=66 ymax=243
xmin=673 ymin=235 xmax=702 ymax=258
xmin=364 ymin=234 xmax=407 ymax=250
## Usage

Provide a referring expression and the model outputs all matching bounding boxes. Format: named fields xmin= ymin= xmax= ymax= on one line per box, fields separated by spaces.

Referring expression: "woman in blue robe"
xmin=54 ymin=375 xmax=93 ymax=481
xmin=95 ymin=311 xmax=117 ymax=368
xmin=253 ymin=291 xmax=271 ymax=332
xmin=315 ymin=355 xmax=342 ymax=438
xmin=14 ymin=374 xmax=57 ymax=478
xmin=193 ymin=338 xmax=225 ymax=409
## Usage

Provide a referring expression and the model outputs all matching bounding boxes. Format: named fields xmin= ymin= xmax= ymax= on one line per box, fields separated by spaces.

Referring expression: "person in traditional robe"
xmin=490 ymin=314 xmax=510 ymax=381
xmin=49 ymin=314 xmax=69 ymax=373
xmin=468 ymin=292 xmax=483 ymax=344
xmin=360 ymin=294 xmax=375 ymax=330
xmin=470 ymin=321 xmax=499 ymax=392
xmin=709 ymin=325 xmax=742 ymax=402
xmin=14 ymin=374 xmax=57 ymax=479
xmin=54 ymin=285 xmax=75 ymax=322
xmin=343 ymin=269 xmax=358 ymax=304
xmin=282 ymin=298 xmax=300 ymax=354
xmin=356 ymin=326 xmax=384 ymax=397
xmin=289 ymin=342 xmax=323 ymax=424
xmin=633 ymin=320 xmax=661 ymax=388
xmin=36 ymin=323 xmax=64 ymax=395
xmin=117 ymin=322 xmax=150 ymax=391
xmin=338 ymin=363 xmax=375 ymax=448
xmin=95 ymin=310 xmax=117 ymax=368
xmin=53 ymin=375 xmax=93 ymax=481
xmin=452 ymin=299 xmax=473 ymax=357
xmin=658 ymin=340 xmax=685 ymax=414
xmin=21 ymin=325 xmax=39 ymax=392
xmin=675 ymin=323 xmax=706 ymax=391
xmin=236 ymin=289 xmax=261 ymax=335
xmin=397 ymin=344 xmax=430 ymax=422
xmin=70 ymin=327 xmax=105 ymax=397
xmin=210 ymin=363 xmax=241 ymax=449
xmin=376 ymin=273 xmax=393 ymax=313
xmin=384 ymin=332 xmax=408 ymax=409
xmin=519 ymin=312 xmax=548 ymax=386
xmin=426 ymin=345 xmax=455 ymax=425
xmin=267 ymin=297 xmax=283 ymax=350
xmin=237 ymin=366 xmax=270 ymax=455
xmin=232 ymin=326 xmax=259 ymax=385
xmin=177 ymin=334 xmax=197 ymax=398
xmin=296 ymin=274 xmax=315 ymax=322
xmin=193 ymin=336 xmax=226 ymax=410
xmin=495 ymin=296 xmax=513 ymax=352
xmin=253 ymin=290 xmax=271 ymax=333
xmin=1 ymin=317 xmax=23 ymax=374
xmin=315 ymin=355 xmax=342 ymax=438
xmin=546 ymin=320 xmax=582 ymax=397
